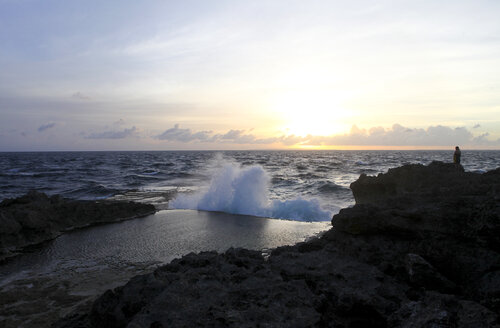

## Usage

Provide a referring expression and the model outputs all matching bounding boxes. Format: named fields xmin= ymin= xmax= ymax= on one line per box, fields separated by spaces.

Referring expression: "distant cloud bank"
xmin=2 ymin=122 xmax=499 ymax=151
xmin=157 ymin=124 xmax=213 ymax=142
xmin=155 ymin=125 xmax=294 ymax=145
xmin=303 ymin=124 xmax=475 ymax=147
xmin=86 ymin=126 xmax=138 ymax=139
xmin=155 ymin=123 xmax=500 ymax=147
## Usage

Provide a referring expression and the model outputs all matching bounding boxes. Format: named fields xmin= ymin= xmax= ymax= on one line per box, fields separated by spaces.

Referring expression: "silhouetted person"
xmin=453 ymin=146 xmax=461 ymax=164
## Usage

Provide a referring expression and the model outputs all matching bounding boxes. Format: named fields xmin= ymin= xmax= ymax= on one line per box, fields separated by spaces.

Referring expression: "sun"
xmin=269 ymin=89 xmax=350 ymax=138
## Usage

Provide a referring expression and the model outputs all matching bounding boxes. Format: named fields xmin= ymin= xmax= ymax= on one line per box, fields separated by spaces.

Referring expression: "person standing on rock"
xmin=453 ymin=146 xmax=461 ymax=164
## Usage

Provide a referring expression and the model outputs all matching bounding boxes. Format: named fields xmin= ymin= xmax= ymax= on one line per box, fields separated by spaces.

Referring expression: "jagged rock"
xmin=0 ymin=191 xmax=156 ymax=261
xmin=335 ymin=161 xmax=500 ymax=243
xmin=404 ymin=253 xmax=456 ymax=293
xmin=388 ymin=293 xmax=499 ymax=327
xmin=350 ymin=161 xmax=467 ymax=205
xmin=54 ymin=163 xmax=500 ymax=327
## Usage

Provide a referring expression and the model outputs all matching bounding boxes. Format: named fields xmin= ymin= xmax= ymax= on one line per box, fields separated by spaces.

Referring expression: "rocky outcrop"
xmin=350 ymin=161 xmax=467 ymax=204
xmin=342 ymin=162 xmax=500 ymax=244
xmin=55 ymin=162 xmax=500 ymax=327
xmin=0 ymin=191 xmax=156 ymax=261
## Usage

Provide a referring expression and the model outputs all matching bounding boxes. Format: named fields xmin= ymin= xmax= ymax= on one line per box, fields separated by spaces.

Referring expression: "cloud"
xmin=38 ymin=122 xmax=56 ymax=132
xmin=221 ymin=129 xmax=245 ymax=140
xmin=473 ymin=124 xmax=481 ymax=129
xmin=471 ymin=133 xmax=500 ymax=146
xmin=215 ymin=130 xmax=284 ymax=144
xmin=114 ymin=118 xmax=126 ymax=126
xmin=71 ymin=92 xmax=91 ymax=100
xmin=155 ymin=123 xmax=499 ymax=148
xmin=156 ymin=124 xmax=213 ymax=142
xmin=156 ymin=125 xmax=284 ymax=144
xmin=302 ymin=124 xmax=476 ymax=147
xmin=86 ymin=126 xmax=138 ymax=139
xmin=218 ymin=129 xmax=260 ymax=143
xmin=279 ymin=134 xmax=306 ymax=146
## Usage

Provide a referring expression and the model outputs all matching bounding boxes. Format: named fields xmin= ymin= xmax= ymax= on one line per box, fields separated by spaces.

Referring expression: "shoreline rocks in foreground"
xmin=0 ymin=191 xmax=156 ymax=261
xmin=54 ymin=161 xmax=499 ymax=327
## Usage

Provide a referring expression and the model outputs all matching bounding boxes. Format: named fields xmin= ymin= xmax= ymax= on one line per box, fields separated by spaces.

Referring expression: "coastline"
xmin=1 ymin=161 xmax=499 ymax=327
xmin=0 ymin=191 xmax=156 ymax=262
xmin=53 ymin=161 xmax=500 ymax=327
xmin=0 ymin=208 xmax=329 ymax=328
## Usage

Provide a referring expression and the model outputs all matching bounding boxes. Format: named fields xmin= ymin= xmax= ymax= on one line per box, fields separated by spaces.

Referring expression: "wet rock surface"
xmin=0 ymin=191 xmax=156 ymax=261
xmin=54 ymin=161 xmax=500 ymax=327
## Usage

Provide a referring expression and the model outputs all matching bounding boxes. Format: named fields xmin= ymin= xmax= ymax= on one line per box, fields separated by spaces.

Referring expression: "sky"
xmin=0 ymin=0 xmax=499 ymax=151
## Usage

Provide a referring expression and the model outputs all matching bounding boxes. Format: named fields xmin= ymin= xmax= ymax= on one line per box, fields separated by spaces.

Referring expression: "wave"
xmin=123 ymin=174 xmax=162 ymax=185
xmin=317 ymin=181 xmax=347 ymax=194
xmin=152 ymin=162 xmax=175 ymax=168
xmin=1 ymin=170 xmax=36 ymax=177
xmin=141 ymin=169 xmax=160 ymax=175
xmin=170 ymin=161 xmax=332 ymax=221
xmin=355 ymin=161 xmax=368 ymax=166
xmin=166 ymin=172 xmax=197 ymax=179
xmin=314 ymin=165 xmax=332 ymax=172
xmin=297 ymin=173 xmax=322 ymax=180
xmin=62 ymin=183 xmax=124 ymax=200
xmin=271 ymin=176 xmax=297 ymax=186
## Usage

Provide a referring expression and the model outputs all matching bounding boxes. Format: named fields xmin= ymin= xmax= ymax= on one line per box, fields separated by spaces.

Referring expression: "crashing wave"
xmin=170 ymin=161 xmax=331 ymax=221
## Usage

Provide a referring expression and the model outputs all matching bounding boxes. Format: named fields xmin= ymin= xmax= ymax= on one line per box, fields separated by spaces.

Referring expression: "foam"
xmin=170 ymin=160 xmax=332 ymax=221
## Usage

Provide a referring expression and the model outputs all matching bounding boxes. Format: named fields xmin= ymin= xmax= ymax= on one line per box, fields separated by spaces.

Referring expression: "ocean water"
xmin=1 ymin=150 xmax=499 ymax=221
xmin=0 ymin=150 xmax=499 ymax=327
xmin=0 ymin=209 xmax=330 ymax=328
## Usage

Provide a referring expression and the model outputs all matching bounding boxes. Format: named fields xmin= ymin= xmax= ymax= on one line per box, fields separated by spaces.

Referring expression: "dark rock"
xmin=388 ymin=292 xmax=499 ymax=328
xmin=404 ymin=253 xmax=456 ymax=293
xmin=0 ymin=191 xmax=156 ymax=261
xmin=350 ymin=161 xmax=466 ymax=205
xmin=55 ymin=162 xmax=500 ymax=327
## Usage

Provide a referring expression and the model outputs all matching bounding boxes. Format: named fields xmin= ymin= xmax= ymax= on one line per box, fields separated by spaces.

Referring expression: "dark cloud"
xmin=214 ymin=129 xmax=290 ymax=144
xmin=71 ymin=92 xmax=91 ymax=100
xmin=38 ymin=122 xmax=56 ymax=132
xmin=218 ymin=129 xmax=260 ymax=143
xmin=157 ymin=124 xmax=213 ymax=142
xmin=157 ymin=125 xmax=285 ymax=144
xmin=86 ymin=126 xmax=138 ymax=139
xmin=221 ymin=129 xmax=245 ymax=140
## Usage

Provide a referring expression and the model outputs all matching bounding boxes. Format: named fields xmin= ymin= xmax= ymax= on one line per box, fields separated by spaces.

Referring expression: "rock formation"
xmin=55 ymin=162 xmax=500 ymax=327
xmin=0 ymin=191 xmax=156 ymax=261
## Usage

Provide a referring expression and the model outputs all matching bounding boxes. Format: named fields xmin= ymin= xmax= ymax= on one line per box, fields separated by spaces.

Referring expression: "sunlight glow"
xmin=269 ymin=89 xmax=351 ymax=137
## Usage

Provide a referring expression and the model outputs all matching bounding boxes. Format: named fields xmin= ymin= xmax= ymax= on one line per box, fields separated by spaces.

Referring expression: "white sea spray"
xmin=170 ymin=160 xmax=332 ymax=221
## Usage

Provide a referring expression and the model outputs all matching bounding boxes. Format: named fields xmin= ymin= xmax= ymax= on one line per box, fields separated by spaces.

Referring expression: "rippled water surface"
xmin=0 ymin=210 xmax=330 ymax=282
xmin=0 ymin=210 xmax=329 ymax=328
xmin=1 ymin=150 xmax=499 ymax=217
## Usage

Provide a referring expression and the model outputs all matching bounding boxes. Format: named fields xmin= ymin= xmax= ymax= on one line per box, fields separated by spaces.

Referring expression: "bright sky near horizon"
xmin=1 ymin=0 xmax=499 ymax=151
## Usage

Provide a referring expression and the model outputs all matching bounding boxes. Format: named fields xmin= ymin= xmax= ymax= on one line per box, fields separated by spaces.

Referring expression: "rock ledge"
xmin=55 ymin=162 xmax=500 ymax=327
xmin=0 ymin=191 xmax=156 ymax=261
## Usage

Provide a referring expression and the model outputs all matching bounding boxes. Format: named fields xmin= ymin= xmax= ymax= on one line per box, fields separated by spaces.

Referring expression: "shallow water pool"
xmin=0 ymin=210 xmax=330 ymax=328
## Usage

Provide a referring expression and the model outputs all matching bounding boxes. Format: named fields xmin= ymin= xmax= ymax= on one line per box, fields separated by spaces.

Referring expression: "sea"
xmin=0 ymin=150 xmax=499 ymax=327
xmin=1 ymin=150 xmax=499 ymax=221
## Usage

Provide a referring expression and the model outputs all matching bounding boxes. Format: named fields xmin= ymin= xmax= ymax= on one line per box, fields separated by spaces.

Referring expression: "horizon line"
xmin=1 ymin=148 xmax=499 ymax=153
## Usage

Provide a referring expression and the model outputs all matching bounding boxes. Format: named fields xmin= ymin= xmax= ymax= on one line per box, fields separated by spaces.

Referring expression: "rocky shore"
xmin=0 ymin=191 xmax=156 ymax=261
xmin=54 ymin=161 xmax=500 ymax=327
